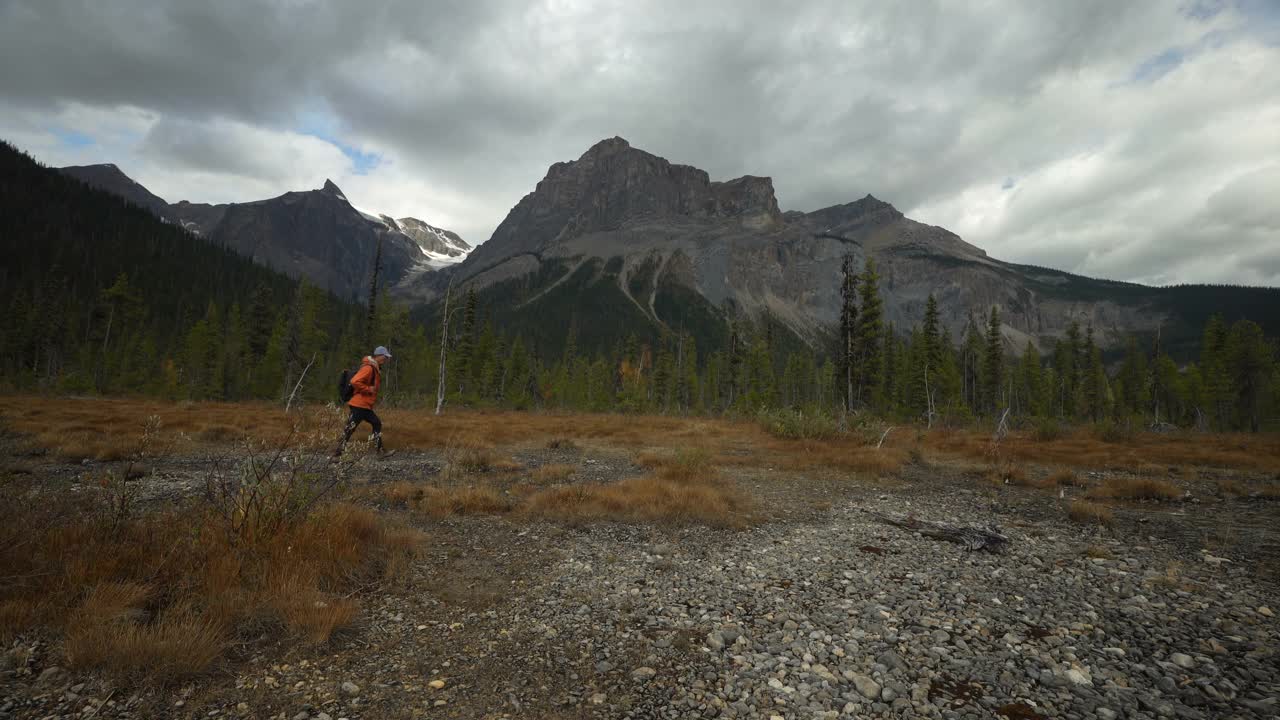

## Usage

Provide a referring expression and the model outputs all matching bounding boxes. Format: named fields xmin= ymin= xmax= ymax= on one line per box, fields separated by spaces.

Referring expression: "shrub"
xmin=757 ymin=408 xmax=841 ymax=440
xmin=1095 ymin=419 xmax=1135 ymax=444
xmin=1033 ymin=418 xmax=1063 ymax=442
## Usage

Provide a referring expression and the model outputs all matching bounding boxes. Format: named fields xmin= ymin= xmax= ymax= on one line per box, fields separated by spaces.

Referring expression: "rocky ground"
xmin=2 ymin=449 xmax=1278 ymax=720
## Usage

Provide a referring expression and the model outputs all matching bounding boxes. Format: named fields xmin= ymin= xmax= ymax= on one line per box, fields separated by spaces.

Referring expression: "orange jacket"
xmin=348 ymin=357 xmax=381 ymax=409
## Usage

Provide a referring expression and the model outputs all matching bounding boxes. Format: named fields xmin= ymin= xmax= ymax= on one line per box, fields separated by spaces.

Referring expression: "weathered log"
xmin=866 ymin=510 xmax=1010 ymax=552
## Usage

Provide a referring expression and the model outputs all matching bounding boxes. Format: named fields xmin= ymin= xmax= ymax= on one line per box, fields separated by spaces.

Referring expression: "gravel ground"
xmin=2 ymin=454 xmax=1278 ymax=719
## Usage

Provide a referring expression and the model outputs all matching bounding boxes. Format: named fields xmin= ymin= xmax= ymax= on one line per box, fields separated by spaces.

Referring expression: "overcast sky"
xmin=2 ymin=0 xmax=1278 ymax=286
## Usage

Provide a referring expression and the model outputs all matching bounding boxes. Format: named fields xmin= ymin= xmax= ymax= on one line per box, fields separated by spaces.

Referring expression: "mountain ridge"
xmin=406 ymin=136 xmax=1279 ymax=360
xmin=57 ymin=164 xmax=470 ymax=299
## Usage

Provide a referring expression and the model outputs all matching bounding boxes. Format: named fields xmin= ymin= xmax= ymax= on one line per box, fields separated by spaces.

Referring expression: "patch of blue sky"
xmin=53 ymin=127 xmax=94 ymax=148
xmin=1235 ymin=0 xmax=1280 ymax=44
xmin=1130 ymin=47 xmax=1186 ymax=84
xmin=295 ymin=107 xmax=382 ymax=175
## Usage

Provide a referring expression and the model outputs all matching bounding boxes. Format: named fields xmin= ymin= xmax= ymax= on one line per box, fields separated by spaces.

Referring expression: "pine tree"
xmin=837 ymin=255 xmax=859 ymax=412
xmin=1018 ymin=341 xmax=1043 ymax=417
xmin=1201 ymin=315 xmax=1232 ymax=429
xmin=1226 ymin=319 xmax=1274 ymax=432
xmin=454 ymin=288 xmax=478 ymax=398
xmin=1117 ymin=336 xmax=1148 ymax=417
xmin=853 ymin=258 xmax=883 ymax=409
xmin=960 ymin=316 xmax=983 ymax=412
xmin=982 ymin=307 xmax=1004 ymax=415
xmin=1082 ymin=325 xmax=1104 ymax=422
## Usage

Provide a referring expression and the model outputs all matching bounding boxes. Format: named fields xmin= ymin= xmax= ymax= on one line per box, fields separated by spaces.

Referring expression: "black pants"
xmin=335 ymin=406 xmax=382 ymax=454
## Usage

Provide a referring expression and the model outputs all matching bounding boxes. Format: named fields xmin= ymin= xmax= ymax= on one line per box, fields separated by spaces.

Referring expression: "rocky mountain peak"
xmin=58 ymin=162 xmax=169 ymax=215
xmin=471 ymin=138 xmax=786 ymax=265
xmin=321 ymin=179 xmax=346 ymax=198
xmin=580 ymin=136 xmax=632 ymax=158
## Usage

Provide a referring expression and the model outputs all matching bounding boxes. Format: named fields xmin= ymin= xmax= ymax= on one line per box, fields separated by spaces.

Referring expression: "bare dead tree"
xmin=435 ymin=278 xmax=455 ymax=415
xmin=923 ymin=360 xmax=937 ymax=429
xmin=284 ymin=352 xmax=316 ymax=413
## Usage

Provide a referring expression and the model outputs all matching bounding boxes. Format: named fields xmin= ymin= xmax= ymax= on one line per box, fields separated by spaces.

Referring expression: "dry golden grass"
xmin=373 ymin=445 xmax=750 ymax=528
xmin=418 ymin=486 xmax=515 ymax=517
xmin=1217 ymin=477 xmax=1280 ymax=499
xmin=521 ymin=475 xmax=749 ymax=528
xmin=1046 ymin=469 xmax=1085 ymax=487
xmin=65 ymin=603 xmax=225 ymax=683
xmin=7 ymin=398 xmax=1279 ymax=476
xmin=0 ymin=486 xmax=420 ymax=679
xmin=1069 ymin=499 xmax=1114 ymax=525
xmin=1086 ymin=476 xmax=1182 ymax=501
xmin=531 ymin=463 xmax=578 ymax=483
xmin=1218 ymin=478 xmax=1247 ymax=496
xmin=522 ymin=446 xmax=750 ymax=527
xmin=378 ymin=480 xmax=514 ymax=516
xmin=266 ymin=590 xmax=360 ymax=645
xmin=987 ymin=463 xmax=1031 ymax=486
xmin=923 ymin=426 xmax=1280 ymax=473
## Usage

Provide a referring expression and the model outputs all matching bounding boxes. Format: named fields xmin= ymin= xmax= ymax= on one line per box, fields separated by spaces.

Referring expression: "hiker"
xmin=333 ymin=346 xmax=392 ymax=459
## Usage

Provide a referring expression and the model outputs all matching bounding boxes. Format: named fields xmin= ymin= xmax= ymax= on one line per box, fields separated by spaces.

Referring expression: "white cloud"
xmin=0 ymin=0 xmax=1277 ymax=283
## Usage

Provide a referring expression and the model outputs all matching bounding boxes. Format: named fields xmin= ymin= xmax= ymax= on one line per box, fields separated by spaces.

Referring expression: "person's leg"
xmin=332 ymin=406 xmax=364 ymax=457
xmin=367 ymin=410 xmax=383 ymax=450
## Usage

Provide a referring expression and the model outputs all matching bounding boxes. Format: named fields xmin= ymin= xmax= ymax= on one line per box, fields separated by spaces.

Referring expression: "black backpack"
xmin=338 ymin=368 xmax=356 ymax=403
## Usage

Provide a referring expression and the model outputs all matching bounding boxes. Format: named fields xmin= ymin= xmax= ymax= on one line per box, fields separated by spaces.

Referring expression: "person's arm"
xmin=350 ymin=365 xmax=374 ymax=397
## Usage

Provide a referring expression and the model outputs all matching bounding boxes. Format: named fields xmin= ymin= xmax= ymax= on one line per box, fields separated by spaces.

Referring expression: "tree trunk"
xmin=435 ymin=280 xmax=453 ymax=416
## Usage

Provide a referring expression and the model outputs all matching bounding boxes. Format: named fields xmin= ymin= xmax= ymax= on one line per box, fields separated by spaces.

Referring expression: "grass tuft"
xmin=1069 ymin=499 xmax=1114 ymax=525
xmin=1087 ymin=476 xmax=1182 ymax=501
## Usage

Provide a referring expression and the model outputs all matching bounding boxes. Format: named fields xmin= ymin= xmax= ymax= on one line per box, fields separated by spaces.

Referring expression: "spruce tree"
xmin=982 ymin=307 xmax=1004 ymax=415
xmin=853 ymin=258 xmax=883 ymax=409
xmin=837 ymin=255 xmax=859 ymax=412
xmin=1083 ymin=325 xmax=1103 ymax=422
xmin=1018 ymin=341 xmax=1043 ymax=417
xmin=1226 ymin=319 xmax=1274 ymax=432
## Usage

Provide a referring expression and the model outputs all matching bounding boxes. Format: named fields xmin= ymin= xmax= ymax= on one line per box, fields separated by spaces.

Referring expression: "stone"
xmin=36 ymin=666 xmax=64 ymax=685
xmin=1258 ymin=606 xmax=1273 ymax=617
xmin=1097 ymin=709 xmax=1117 ymax=720
xmin=428 ymin=679 xmax=446 ymax=690
xmin=707 ymin=632 xmax=726 ymax=651
xmin=1170 ymin=653 xmax=1195 ymax=669
xmin=340 ymin=681 xmax=360 ymax=696
xmin=631 ymin=667 xmax=657 ymax=681
xmin=850 ymin=674 xmax=881 ymax=700
xmin=316 ymin=713 xmax=332 ymax=720
xmin=1065 ymin=667 xmax=1093 ymax=686
xmin=590 ymin=693 xmax=607 ymax=705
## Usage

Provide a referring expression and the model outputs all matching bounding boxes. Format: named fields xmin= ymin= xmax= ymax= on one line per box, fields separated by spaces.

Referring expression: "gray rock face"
xmin=57 ymin=165 xmax=468 ymax=300
xmin=59 ymin=163 xmax=169 ymax=216
xmin=415 ymin=137 xmax=1208 ymax=352
xmin=394 ymin=216 xmax=471 ymax=258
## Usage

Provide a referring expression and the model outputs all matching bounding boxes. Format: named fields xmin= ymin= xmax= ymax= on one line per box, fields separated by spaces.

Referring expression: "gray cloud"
xmin=1 ymin=0 xmax=1277 ymax=285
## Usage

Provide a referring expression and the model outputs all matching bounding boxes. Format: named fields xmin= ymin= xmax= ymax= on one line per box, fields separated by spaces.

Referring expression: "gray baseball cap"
xmin=373 ymin=345 xmax=392 ymax=358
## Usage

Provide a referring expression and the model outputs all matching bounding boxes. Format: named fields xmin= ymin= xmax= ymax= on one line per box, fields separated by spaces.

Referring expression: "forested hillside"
xmin=3 ymin=139 xmax=1277 ymax=432
xmin=0 ymin=141 xmax=385 ymax=402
